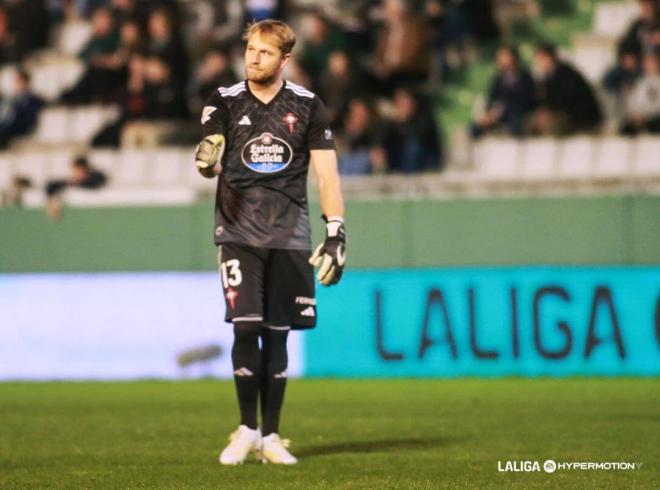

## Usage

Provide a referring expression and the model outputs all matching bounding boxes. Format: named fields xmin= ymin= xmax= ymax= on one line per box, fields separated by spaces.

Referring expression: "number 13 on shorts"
xmin=220 ymin=259 xmax=243 ymax=288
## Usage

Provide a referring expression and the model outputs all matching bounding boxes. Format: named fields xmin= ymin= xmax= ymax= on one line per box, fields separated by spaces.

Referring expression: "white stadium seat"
xmin=632 ymin=137 xmax=660 ymax=178
xmin=473 ymin=138 xmax=521 ymax=182
xmin=0 ymin=153 xmax=13 ymax=190
xmin=64 ymin=187 xmax=197 ymax=206
xmin=594 ymin=137 xmax=632 ymax=178
xmin=520 ymin=138 xmax=558 ymax=181
xmin=115 ymin=150 xmax=150 ymax=186
xmin=557 ymin=137 xmax=595 ymax=181
xmin=47 ymin=150 xmax=76 ymax=179
xmin=593 ymin=2 xmax=639 ymax=38
xmin=88 ymin=149 xmax=118 ymax=178
xmin=57 ymin=21 xmax=92 ymax=56
xmin=33 ymin=107 xmax=70 ymax=145
xmin=149 ymin=149 xmax=185 ymax=186
xmin=13 ymin=153 xmax=49 ymax=188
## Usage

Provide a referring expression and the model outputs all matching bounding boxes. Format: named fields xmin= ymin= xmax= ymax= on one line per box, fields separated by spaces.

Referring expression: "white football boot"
xmin=219 ymin=425 xmax=262 ymax=465
xmin=257 ymin=433 xmax=298 ymax=465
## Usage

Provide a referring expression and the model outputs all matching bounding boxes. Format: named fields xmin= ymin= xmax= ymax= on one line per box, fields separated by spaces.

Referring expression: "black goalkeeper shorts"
xmin=217 ymin=243 xmax=317 ymax=329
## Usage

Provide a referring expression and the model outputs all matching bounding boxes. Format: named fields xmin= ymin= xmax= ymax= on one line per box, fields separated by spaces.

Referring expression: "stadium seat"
xmin=472 ymin=138 xmax=521 ymax=183
xmin=33 ymin=107 xmax=70 ymax=145
xmin=570 ymin=39 xmax=616 ymax=82
xmin=632 ymin=137 xmax=660 ymax=179
xmin=115 ymin=150 xmax=150 ymax=186
xmin=0 ymin=153 xmax=13 ymax=190
xmin=88 ymin=149 xmax=118 ymax=177
xmin=148 ymin=149 xmax=185 ymax=186
xmin=0 ymin=65 xmax=17 ymax=97
xmin=593 ymin=1 xmax=639 ymax=39
xmin=64 ymin=187 xmax=197 ymax=206
xmin=594 ymin=137 xmax=632 ymax=179
xmin=520 ymin=138 xmax=558 ymax=182
xmin=28 ymin=58 xmax=85 ymax=102
xmin=557 ymin=137 xmax=595 ymax=181
xmin=13 ymin=153 xmax=49 ymax=188
xmin=56 ymin=21 xmax=92 ymax=56
xmin=70 ymin=106 xmax=118 ymax=144
xmin=47 ymin=150 xmax=76 ymax=179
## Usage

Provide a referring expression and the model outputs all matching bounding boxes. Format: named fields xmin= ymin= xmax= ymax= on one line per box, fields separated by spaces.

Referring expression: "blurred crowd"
xmin=0 ymin=0 xmax=505 ymax=175
xmin=472 ymin=0 xmax=660 ymax=139
xmin=0 ymin=0 xmax=658 ymax=177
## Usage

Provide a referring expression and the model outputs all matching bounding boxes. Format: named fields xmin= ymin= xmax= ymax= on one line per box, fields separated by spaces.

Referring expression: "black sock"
xmin=259 ymin=328 xmax=289 ymax=437
xmin=231 ymin=323 xmax=262 ymax=430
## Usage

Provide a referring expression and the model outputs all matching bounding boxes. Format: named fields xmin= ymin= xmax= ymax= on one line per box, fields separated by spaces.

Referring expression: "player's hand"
xmin=195 ymin=134 xmax=225 ymax=177
xmin=309 ymin=216 xmax=346 ymax=286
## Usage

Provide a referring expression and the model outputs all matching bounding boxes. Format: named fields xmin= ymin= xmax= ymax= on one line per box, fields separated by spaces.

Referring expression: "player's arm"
xmin=309 ymin=149 xmax=346 ymax=286
xmin=195 ymin=93 xmax=228 ymax=178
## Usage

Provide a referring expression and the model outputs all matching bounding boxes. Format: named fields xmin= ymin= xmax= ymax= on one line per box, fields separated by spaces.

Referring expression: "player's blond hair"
xmin=242 ymin=19 xmax=296 ymax=56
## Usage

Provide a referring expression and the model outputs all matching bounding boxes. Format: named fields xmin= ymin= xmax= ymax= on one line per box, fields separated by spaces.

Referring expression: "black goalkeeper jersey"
xmin=201 ymin=80 xmax=335 ymax=250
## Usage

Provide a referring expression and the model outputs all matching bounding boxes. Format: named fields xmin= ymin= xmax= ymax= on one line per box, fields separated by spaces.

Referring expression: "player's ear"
xmin=280 ymin=53 xmax=291 ymax=70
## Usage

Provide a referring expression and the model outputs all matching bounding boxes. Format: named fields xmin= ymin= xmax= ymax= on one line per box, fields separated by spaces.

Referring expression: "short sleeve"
xmin=307 ymin=96 xmax=336 ymax=150
xmin=200 ymin=91 xmax=229 ymax=138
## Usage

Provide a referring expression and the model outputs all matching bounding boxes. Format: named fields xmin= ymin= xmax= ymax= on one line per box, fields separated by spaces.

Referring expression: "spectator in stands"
xmin=192 ymin=0 xmax=245 ymax=50
xmin=425 ymin=0 xmax=472 ymax=81
xmin=383 ymin=87 xmax=442 ymax=173
xmin=373 ymin=0 xmax=431 ymax=94
xmin=61 ymin=7 xmax=120 ymax=104
xmin=603 ymin=49 xmax=642 ymax=98
xmin=530 ymin=43 xmax=602 ymax=135
xmin=299 ymin=12 xmax=347 ymax=91
xmin=0 ymin=70 xmax=43 ymax=148
xmin=618 ymin=0 xmax=660 ymax=58
xmin=145 ymin=8 xmax=189 ymax=85
xmin=471 ymin=45 xmax=536 ymax=138
xmin=189 ymin=49 xmax=238 ymax=115
xmin=621 ymin=51 xmax=660 ymax=135
xmin=338 ymin=98 xmax=386 ymax=175
xmin=0 ymin=6 xmax=17 ymax=63
xmin=0 ymin=0 xmax=49 ymax=63
xmin=45 ymin=156 xmax=107 ymax=220
xmin=318 ymin=51 xmax=364 ymax=129
xmin=120 ymin=55 xmax=187 ymax=146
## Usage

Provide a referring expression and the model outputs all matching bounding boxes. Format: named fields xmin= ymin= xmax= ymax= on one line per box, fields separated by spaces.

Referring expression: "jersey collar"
xmin=246 ymin=79 xmax=286 ymax=107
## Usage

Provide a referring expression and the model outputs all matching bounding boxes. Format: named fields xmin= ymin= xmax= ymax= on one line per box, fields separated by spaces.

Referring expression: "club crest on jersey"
xmin=283 ymin=112 xmax=298 ymax=133
xmin=241 ymin=132 xmax=293 ymax=173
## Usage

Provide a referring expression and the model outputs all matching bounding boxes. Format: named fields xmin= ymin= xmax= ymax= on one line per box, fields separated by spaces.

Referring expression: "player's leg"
xmin=259 ymin=326 xmax=290 ymax=437
xmin=256 ymin=249 xmax=315 ymax=464
xmin=257 ymin=325 xmax=297 ymax=464
xmin=217 ymin=244 xmax=266 ymax=464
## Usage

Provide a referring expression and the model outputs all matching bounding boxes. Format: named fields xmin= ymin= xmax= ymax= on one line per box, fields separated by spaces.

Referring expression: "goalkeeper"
xmin=194 ymin=19 xmax=346 ymax=465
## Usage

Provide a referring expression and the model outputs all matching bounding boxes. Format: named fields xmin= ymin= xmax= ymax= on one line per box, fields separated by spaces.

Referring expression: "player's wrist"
xmin=322 ymin=215 xmax=345 ymax=238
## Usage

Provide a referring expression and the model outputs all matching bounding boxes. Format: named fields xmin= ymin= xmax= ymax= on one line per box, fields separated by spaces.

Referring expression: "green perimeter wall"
xmin=1 ymin=195 xmax=658 ymax=272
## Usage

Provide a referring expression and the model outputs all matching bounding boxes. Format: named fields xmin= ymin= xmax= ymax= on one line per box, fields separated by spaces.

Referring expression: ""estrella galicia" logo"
xmin=241 ymin=132 xmax=292 ymax=173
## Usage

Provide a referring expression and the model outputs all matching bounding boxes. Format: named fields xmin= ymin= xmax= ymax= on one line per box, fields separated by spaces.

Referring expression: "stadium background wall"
xmin=1 ymin=195 xmax=659 ymax=272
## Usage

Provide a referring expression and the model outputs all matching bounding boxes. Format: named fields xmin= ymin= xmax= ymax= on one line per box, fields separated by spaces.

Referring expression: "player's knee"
xmin=263 ymin=328 xmax=289 ymax=377
xmin=232 ymin=323 xmax=262 ymax=374
xmin=233 ymin=320 xmax=263 ymax=336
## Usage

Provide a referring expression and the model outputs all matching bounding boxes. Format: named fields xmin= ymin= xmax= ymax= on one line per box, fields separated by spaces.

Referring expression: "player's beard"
xmin=245 ymin=65 xmax=280 ymax=87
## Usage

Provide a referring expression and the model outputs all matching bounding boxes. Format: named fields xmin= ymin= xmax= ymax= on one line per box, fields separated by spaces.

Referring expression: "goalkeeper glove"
xmin=309 ymin=215 xmax=346 ymax=286
xmin=195 ymin=134 xmax=225 ymax=177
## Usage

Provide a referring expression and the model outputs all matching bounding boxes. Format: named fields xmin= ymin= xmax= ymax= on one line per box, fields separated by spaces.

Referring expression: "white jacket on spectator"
xmin=625 ymin=75 xmax=660 ymax=118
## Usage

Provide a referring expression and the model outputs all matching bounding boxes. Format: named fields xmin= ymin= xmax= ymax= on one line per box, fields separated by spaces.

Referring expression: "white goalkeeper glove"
xmin=309 ymin=215 xmax=346 ymax=286
xmin=195 ymin=134 xmax=225 ymax=178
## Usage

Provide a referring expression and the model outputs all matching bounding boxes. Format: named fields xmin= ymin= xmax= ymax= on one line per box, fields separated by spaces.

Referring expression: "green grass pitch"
xmin=1 ymin=379 xmax=658 ymax=489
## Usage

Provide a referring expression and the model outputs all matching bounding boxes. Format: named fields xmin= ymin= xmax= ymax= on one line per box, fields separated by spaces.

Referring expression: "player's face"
xmin=245 ymin=33 xmax=289 ymax=85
